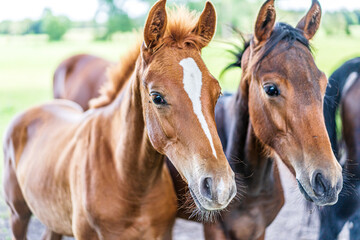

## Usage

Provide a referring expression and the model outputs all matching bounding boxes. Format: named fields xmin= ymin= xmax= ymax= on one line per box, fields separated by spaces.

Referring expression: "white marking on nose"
xmin=218 ymin=178 xmax=225 ymax=191
xmin=342 ymin=72 xmax=358 ymax=95
xmin=217 ymin=178 xmax=227 ymax=204
xmin=180 ymin=58 xmax=217 ymax=158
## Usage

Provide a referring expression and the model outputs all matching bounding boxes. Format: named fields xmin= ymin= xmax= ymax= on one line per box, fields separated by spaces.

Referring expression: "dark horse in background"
xmin=320 ymin=57 xmax=360 ymax=240
xmin=53 ymin=54 xmax=111 ymax=110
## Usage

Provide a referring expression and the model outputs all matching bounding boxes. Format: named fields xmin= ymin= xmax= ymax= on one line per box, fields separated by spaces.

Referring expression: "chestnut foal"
xmin=170 ymin=0 xmax=343 ymax=239
xmin=3 ymin=1 xmax=236 ymax=239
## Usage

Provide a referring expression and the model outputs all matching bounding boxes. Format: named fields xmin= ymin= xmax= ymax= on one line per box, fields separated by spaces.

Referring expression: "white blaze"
xmin=179 ymin=58 xmax=217 ymax=158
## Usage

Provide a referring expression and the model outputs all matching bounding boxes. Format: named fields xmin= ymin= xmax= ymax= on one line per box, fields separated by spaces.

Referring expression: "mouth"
xmin=297 ymin=179 xmax=339 ymax=206
xmin=188 ymin=188 xmax=222 ymax=222
xmin=297 ymin=180 xmax=313 ymax=202
xmin=189 ymin=188 xmax=207 ymax=211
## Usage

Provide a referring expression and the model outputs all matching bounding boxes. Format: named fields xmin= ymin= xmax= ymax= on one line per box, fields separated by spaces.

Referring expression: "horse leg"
xmin=203 ymin=222 xmax=227 ymax=240
xmin=257 ymin=231 xmax=265 ymax=240
xmin=162 ymin=225 xmax=173 ymax=240
xmin=9 ymin=206 xmax=31 ymax=240
xmin=319 ymin=206 xmax=347 ymax=240
xmin=72 ymin=211 xmax=99 ymax=240
xmin=3 ymin=157 xmax=32 ymax=240
xmin=41 ymin=228 xmax=62 ymax=240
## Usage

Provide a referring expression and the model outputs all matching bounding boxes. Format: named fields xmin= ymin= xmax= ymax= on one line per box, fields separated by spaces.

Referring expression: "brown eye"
xmin=151 ymin=93 xmax=167 ymax=105
xmin=264 ymin=84 xmax=280 ymax=97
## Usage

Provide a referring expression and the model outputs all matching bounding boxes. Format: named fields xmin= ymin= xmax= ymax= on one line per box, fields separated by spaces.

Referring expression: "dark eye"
xmin=151 ymin=93 xmax=167 ymax=105
xmin=264 ymin=84 xmax=280 ymax=97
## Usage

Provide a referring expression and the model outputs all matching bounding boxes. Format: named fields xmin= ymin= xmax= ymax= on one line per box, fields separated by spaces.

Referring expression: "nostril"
xmin=313 ymin=172 xmax=328 ymax=197
xmin=200 ymin=177 xmax=213 ymax=201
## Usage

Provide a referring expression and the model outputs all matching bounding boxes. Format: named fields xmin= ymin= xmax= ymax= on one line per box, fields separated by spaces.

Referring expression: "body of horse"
xmin=53 ymin=54 xmax=111 ymax=110
xmin=3 ymin=100 xmax=177 ymax=239
xmin=3 ymin=1 xmax=237 ymax=239
xmin=320 ymin=57 xmax=360 ymax=240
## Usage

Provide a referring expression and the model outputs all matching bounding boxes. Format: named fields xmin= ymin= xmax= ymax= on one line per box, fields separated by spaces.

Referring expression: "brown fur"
xmin=89 ymin=40 xmax=141 ymax=109
xmin=172 ymin=1 xmax=342 ymax=239
xmin=53 ymin=54 xmax=113 ymax=110
xmin=3 ymin=1 xmax=236 ymax=240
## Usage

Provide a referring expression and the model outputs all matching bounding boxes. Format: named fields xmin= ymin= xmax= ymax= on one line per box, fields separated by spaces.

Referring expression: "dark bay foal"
xmin=171 ymin=0 xmax=343 ymax=239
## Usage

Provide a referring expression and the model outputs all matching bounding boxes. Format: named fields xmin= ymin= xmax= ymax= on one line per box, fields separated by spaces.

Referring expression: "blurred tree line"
xmin=0 ymin=8 xmax=70 ymax=41
xmin=0 ymin=0 xmax=360 ymax=41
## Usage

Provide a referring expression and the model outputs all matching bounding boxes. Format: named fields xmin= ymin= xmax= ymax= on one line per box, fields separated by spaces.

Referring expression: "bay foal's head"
xmin=242 ymin=0 xmax=342 ymax=206
xmin=139 ymin=0 xmax=236 ymax=211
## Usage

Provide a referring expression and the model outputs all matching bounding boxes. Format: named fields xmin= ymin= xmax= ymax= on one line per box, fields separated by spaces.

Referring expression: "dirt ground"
xmin=0 ymin=160 xmax=350 ymax=240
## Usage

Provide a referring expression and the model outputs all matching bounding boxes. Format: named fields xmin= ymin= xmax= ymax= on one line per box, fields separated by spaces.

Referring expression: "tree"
xmin=42 ymin=9 xmax=70 ymax=41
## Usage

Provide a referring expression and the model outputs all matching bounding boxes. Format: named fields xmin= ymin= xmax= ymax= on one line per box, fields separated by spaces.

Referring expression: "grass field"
xmin=0 ymin=31 xmax=359 ymax=188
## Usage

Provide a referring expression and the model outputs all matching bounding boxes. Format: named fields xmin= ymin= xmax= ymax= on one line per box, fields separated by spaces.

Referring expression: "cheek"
xmin=248 ymin=85 xmax=286 ymax=143
xmin=144 ymin=106 xmax=176 ymax=152
xmin=269 ymin=106 xmax=287 ymax=131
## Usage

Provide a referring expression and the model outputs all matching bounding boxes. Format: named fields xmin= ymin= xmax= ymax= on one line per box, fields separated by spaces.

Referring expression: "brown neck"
xmin=94 ymin=68 xmax=164 ymax=195
xmin=225 ymin=85 xmax=275 ymax=195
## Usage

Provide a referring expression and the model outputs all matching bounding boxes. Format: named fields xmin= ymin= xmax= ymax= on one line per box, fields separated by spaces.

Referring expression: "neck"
xmin=97 ymin=69 xmax=164 ymax=195
xmin=225 ymin=85 xmax=274 ymax=195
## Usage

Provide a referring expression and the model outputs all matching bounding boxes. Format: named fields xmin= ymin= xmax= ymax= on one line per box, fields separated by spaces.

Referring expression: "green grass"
xmin=0 ymin=32 xmax=359 ymax=189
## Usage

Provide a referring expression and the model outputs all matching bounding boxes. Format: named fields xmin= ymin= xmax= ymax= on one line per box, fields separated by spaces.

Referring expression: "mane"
xmin=224 ymin=22 xmax=311 ymax=72
xmin=323 ymin=57 xmax=360 ymax=159
xmin=89 ymin=40 xmax=141 ymax=109
xmin=161 ymin=6 xmax=209 ymax=50
xmin=90 ymin=6 xmax=207 ymax=109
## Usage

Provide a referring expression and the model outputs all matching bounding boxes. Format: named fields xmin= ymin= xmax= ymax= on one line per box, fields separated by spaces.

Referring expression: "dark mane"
xmin=256 ymin=22 xmax=311 ymax=64
xmin=323 ymin=57 xmax=360 ymax=159
xmin=224 ymin=22 xmax=311 ymax=72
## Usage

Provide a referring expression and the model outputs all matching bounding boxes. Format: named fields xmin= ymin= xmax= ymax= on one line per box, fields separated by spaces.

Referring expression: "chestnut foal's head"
xmin=138 ymin=0 xmax=236 ymax=212
xmin=242 ymin=0 xmax=342 ymax=206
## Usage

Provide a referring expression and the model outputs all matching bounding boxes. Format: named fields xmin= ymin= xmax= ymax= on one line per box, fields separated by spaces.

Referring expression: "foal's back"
xmin=53 ymin=54 xmax=111 ymax=110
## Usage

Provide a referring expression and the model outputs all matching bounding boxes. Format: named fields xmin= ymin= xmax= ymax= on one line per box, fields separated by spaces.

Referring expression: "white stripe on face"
xmin=180 ymin=58 xmax=217 ymax=158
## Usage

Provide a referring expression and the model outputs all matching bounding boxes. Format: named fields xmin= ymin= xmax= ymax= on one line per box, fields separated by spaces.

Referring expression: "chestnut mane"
xmin=90 ymin=6 xmax=208 ymax=109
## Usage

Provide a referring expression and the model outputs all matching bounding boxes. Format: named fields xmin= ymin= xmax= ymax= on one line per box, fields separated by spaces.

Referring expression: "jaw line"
xmin=297 ymin=179 xmax=314 ymax=202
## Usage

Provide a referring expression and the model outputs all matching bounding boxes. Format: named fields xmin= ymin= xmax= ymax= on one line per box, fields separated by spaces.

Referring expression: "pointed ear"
xmin=254 ymin=0 xmax=276 ymax=45
xmin=192 ymin=1 xmax=217 ymax=49
xmin=144 ymin=0 xmax=167 ymax=51
xmin=296 ymin=0 xmax=321 ymax=40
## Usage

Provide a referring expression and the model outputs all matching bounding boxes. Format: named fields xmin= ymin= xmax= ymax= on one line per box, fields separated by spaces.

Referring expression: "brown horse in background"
xmin=53 ymin=54 xmax=111 ymax=110
xmin=171 ymin=0 xmax=343 ymax=239
xmin=3 ymin=1 xmax=237 ymax=239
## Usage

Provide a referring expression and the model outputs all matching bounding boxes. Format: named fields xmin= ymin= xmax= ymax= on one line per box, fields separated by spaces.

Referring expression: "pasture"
xmin=0 ymin=29 xmax=359 ymax=238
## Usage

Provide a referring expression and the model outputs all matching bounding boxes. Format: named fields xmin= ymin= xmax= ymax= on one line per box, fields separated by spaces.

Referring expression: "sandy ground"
xmin=0 ymin=160 xmax=350 ymax=240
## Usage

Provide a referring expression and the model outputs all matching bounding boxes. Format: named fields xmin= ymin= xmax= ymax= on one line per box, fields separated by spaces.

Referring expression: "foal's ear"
xmin=144 ymin=0 xmax=167 ymax=51
xmin=254 ymin=0 xmax=276 ymax=45
xmin=296 ymin=0 xmax=321 ymax=40
xmin=192 ymin=1 xmax=217 ymax=48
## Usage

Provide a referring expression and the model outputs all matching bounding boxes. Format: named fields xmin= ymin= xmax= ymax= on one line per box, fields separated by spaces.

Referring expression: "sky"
xmin=0 ymin=0 xmax=360 ymax=22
